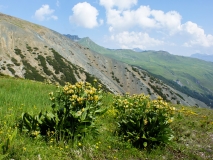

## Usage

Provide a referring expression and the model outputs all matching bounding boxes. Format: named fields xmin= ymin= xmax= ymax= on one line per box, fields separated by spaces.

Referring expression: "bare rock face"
xmin=0 ymin=13 xmax=209 ymax=108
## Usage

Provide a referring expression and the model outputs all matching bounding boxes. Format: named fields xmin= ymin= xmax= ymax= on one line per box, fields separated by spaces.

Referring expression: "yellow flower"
xmin=77 ymin=97 xmax=83 ymax=102
xmin=93 ymin=95 xmax=99 ymax=101
xmin=63 ymin=86 xmax=69 ymax=91
xmin=89 ymin=90 xmax=94 ymax=95
xmin=124 ymin=105 xmax=128 ymax=108
xmin=168 ymin=118 xmax=174 ymax=123
xmin=72 ymin=94 xmax=78 ymax=99
xmin=78 ymin=142 xmax=82 ymax=146
xmin=144 ymin=119 xmax=148 ymax=125
xmin=67 ymin=89 xmax=74 ymax=94
xmin=171 ymin=107 xmax=176 ymax=111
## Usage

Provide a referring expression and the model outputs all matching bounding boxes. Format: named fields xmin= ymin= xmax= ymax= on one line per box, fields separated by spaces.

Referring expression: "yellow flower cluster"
xmin=113 ymin=93 xmax=175 ymax=147
xmin=178 ymin=107 xmax=198 ymax=116
xmin=50 ymin=81 xmax=102 ymax=108
xmin=113 ymin=94 xmax=176 ymax=126
xmin=31 ymin=130 xmax=40 ymax=137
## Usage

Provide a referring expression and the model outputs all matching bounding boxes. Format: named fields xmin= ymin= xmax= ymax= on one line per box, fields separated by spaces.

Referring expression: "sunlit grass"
xmin=0 ymin=76 xmax=212 ymax=159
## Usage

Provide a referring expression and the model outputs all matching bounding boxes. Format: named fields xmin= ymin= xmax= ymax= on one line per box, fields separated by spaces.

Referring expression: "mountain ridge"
xmin=0 ymin=13 xmax=210 ymax=108
xmin=78 ymin=37 xmax=213 ymax=108
xmin=190 ymin=53 xmax=213 ymax=62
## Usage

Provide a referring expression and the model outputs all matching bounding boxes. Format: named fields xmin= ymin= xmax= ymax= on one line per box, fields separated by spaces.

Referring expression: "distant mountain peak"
xmin=63 ymin=34 xmax=81 ymax=41
xmin=190 ymin=53 xmax=213 ymax=62
xmin=132 ymin=48 xmax=143 ymax=52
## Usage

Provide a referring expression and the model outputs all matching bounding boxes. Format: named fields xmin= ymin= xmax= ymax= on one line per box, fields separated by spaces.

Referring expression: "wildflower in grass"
xmin=23 ymin=147 xmax=26 ymax=151
xmin=49 ymin=92 xmax=54 ymax=96
xmin=49 ymin=138 xmax=54 ymax=143
xmin=20 ymin=81 xmax=105 ymax=144
xmin=93 ymin=95 xmax=99 ymax=101
xmin=78 ymin=142 xmax=82 ymax=146
xmin=144 ymin=119 xmax=148 ymax=125
xmin=113 ymin=93 xmax=174 ymax=149
xmin=167 ymin=118 xmax=174 ymax=123
xmin=63 ymin=86 xmax=69 ymax=91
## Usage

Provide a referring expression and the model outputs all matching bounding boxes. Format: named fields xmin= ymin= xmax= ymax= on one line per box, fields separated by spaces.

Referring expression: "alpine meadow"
xmin=0 ymin=5 xmax=213 ymax=160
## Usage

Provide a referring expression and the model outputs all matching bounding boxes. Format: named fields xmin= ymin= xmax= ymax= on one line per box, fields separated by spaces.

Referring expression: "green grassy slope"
xmin=0 ymin=76 xmax=213 ymax=159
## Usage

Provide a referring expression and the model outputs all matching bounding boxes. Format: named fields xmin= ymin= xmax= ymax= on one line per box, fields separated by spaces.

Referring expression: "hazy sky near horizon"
xmin=0 ymin=0 xmax=213 ymax=56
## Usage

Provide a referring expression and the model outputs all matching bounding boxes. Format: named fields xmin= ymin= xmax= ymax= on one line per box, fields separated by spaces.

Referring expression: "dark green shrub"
xmin=14 ymin=49 xmax=25 ymax=58
xmin=22 ymin=60 xmax=45 ymax=82
xmin=37 ymin=55 xmax=52 ymax=76
xmin=19 ymin=81 xmax=106 ymax=142
xmin=113 ymin=94 xmax=175 ymax=149
xmin=8 ymin=67 xmax=15 ymax=74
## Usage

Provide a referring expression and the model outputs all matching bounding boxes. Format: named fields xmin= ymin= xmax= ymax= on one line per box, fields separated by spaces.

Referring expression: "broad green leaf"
xmin=143 ymin=142 xmax=147 ymax=147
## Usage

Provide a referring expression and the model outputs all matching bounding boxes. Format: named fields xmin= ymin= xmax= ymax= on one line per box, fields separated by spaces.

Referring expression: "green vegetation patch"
xmin=47 ymin=48 xmax=77 ymax=85
xmin=14 ymin=48 xmax=25 ymax=59
xmin=0 ymin=76 xmax=212 ymax=159
xmin=37 ymin=55 xmax=52 ymax=76
xmin=26 ymin=44 xmax=33 ymax=53
xmin=22 ymin=60 xmax=45 ymax=82
xmin=11 ymin=57 xmax=20 ymax=66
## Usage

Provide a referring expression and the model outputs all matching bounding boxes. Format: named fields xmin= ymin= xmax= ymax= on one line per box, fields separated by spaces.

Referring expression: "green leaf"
xmin=143 ymin=142 xmax=147 ymax=147
xmin=130 ymin=119 xmax=136 ymax=124
xmin=9 ymin=128 xmax=17 ymax=143
xmin=81 ymin=110 xmax=87 ymax=121
xmin=142 ymin=134 xmax=147 ymax=139
xmin=94 ymin=108 xmax=107 ymax=115
xmin=74 ymin=111 xmax=82 ymax=118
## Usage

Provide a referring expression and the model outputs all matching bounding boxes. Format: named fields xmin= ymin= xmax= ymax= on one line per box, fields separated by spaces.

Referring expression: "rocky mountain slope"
xmin=0 ymin=13 xmax=209 ymax=108
xmin=78 ymin=37 xmax=213 ymax=108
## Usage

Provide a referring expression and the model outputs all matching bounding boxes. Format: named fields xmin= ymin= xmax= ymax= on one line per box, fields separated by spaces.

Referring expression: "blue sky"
xmin=0 ymin=0 xmax=213 ymax=56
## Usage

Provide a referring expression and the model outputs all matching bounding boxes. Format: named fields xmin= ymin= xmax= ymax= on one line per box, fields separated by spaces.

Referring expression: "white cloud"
xmin=111 ymin=31 xmax=164 ymax=49
xmin=69 ymin=2 xmax=101 ymax=29
xmin=181 ymin=21 xmax=213 ymax=47
xmin=100 ymin=0 xmax=137 ymax=10
xmin=34 ymin=5 xmax=58 ymax=21
xmin=99 ymin=1 xmax=213 ymax=54
xmin=103 ymin=5 xmax=182 ymax=33
xmin=151 ymin=10 xmax=182 ymax=33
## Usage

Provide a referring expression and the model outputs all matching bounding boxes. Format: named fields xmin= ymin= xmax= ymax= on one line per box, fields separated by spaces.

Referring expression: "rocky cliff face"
xmin=0 ymin=13 xmax=209 ymax=108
